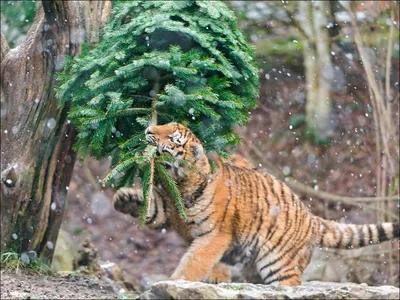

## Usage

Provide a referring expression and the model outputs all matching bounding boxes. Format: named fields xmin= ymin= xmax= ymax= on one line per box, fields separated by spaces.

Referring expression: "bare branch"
xmin=242 ymin=140 xmax=399 ymax=205
xmin=385 ymin=8 xmax=394 ymax=105
xmin=286 ymin=178 xmax=399 ymax=204
xmin=341 ymin=2 xmax=396 ymax=177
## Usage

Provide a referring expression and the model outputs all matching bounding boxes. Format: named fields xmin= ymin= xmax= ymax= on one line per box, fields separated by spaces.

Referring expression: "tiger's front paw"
xmin=113 ymin=187 xmax=143 ymax=217
xmin=204 ymin=263 xmax=232 ymax=284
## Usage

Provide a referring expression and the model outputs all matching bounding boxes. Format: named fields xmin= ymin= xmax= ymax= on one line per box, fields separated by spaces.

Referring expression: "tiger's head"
xmin=145 ymin=123 xmax=204 ymax=164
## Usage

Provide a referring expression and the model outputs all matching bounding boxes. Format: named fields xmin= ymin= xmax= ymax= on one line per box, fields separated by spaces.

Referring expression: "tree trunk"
xmin=1 ymin=30 xmax=9 ymax=63
xmin=0 ymin=0 xmax=111 ymax=262
xmin=310 ymin=1 xmax=333 ymax=138
xmin=298 ymin=1 xmax=333 ymax=138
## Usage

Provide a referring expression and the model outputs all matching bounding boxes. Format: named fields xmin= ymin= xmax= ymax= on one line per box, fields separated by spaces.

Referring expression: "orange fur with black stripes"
xmin=223 ymin=153 xmax=254 ymax=169
xmin=113 ymin=123 xmax=399 ymax=286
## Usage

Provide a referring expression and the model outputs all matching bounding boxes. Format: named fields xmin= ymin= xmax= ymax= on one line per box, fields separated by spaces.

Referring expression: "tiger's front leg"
xmin=113 ymin=187 xmax=167 ymax=229
xmin=170 ymin=232 xmax=231 ymax=282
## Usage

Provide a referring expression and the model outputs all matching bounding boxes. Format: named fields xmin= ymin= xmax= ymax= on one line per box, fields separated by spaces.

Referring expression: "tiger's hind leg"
xmin=255 ymin=256 xmax=302 ymax=286
xmin=276 ymin=270 xmax=302 ymax=286
xmin=254 ymin=246 xmax=310 ymax=286
xmin=276 ymin=247 xmax=312 ymax=286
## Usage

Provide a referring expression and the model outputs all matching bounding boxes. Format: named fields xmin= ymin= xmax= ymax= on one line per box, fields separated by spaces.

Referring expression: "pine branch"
xmin=139 ymin=164 xmax=151 ymax=228
xmin=155 ymin=162 xmax=187 ymax=221
xmin=146 ymin=157 xmax=155 ymax=221
xmin=118 ymin=133 xmax=145 ymax=149
xmin=103 ymin=156 xmax=144 ymax=183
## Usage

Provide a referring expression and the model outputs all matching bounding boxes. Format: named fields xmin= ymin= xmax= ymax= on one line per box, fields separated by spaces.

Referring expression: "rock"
xmin=73 ymin=239 xmax=99 ymax=273
xmin=140 ymin=274 xmax=169 ymax=291
xmin=20 ymin=252 xmax=31 ymax=265
xmin=54 ymin=236 xmax=138 ymax=294
xmin=139 ymin=280 xmax=400 ymax=299
xmin=100 ymin=262 xmax=138 ymax=292
xmin=302 ymin=246 xmax=383 ymax=284
xmin=52 ymin=229 xmax=76 ymax=272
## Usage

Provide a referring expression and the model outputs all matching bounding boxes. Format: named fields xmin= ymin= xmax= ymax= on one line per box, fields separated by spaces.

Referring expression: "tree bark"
xmin=1 ymin=30 xmax=10 ymax=62
xmin=297 ymin=1 xmax=333 ymax=138
xmin=0 ymin=0 xmax=111 ymax=262
xmin=310 ymin=1 xmax=333 ymax=138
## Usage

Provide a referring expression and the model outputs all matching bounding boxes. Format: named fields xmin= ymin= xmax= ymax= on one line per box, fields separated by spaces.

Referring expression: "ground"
xmin=0 ymin=269 xmax=134 ymax=299
xmin=3 ymin=270 xmax=397 ymax=300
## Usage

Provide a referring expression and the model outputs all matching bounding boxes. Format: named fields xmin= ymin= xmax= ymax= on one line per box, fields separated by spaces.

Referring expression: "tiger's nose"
xmin=145 ymin=126 xmax=154 ymax=135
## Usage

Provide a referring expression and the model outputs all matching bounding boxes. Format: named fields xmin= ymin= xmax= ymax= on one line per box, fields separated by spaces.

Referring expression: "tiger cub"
xmin=113 ymin=122 xmax=399 ymax=286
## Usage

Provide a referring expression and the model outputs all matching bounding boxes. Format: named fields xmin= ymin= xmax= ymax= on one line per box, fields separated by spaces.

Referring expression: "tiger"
xmin=223 ymin=153 xmax=254 ymax=169
xmin=113 ymin=122 xmax=399 ymax=286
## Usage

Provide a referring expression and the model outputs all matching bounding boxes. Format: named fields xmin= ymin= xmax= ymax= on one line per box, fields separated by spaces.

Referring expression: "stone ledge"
xmin=139 ymin=280 xmax=400 ymax=299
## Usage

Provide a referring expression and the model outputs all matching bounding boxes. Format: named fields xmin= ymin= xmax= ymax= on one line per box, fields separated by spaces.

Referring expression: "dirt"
xmin=0 ymin=269 xmax=134 ymax=299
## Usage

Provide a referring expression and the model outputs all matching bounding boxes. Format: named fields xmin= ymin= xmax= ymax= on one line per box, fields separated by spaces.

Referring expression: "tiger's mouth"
xmin=145 ymin=126 xmax=157 ymax=146
xmin=145 ymin=134 xmax=162 ymax=157
xmin=145 ymin=135 xmax=183 ymax=175
xmin=145 ymin=133 xmax=157 ymax=146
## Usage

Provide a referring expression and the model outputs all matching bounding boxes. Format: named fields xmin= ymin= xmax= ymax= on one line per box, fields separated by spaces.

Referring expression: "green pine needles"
xmin=57 ymin=0 xmax=259 ymax=225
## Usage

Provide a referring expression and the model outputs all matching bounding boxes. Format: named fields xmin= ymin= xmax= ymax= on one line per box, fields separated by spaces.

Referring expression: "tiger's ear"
xmin=190 ymin=143 xmax=204 ymax=160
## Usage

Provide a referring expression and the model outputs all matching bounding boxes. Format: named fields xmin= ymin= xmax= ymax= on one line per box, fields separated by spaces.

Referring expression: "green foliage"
xmin=304 ymin=128 xmax=331 ymax=147
xmin=289 ymin=114 xmax=306 ymax=128
xmin=226 ymin=284 xmax=245 ymax=291
xmin=57 ymin=0 xmax=259 ymax=221
xmin=1 ymin=249 xmax=53 ymax=275
xmin=139 ymin=162 xmax=153 ymax=227
xmin=1 ymin=0 xmax=36 ymax=48
xmin=155 ymin=162 xmax=186 ymax=220
xmin=104 ymin=145 xmax=189 ymax=227
xmin=288 ymin=114 xmax=330 ymax=146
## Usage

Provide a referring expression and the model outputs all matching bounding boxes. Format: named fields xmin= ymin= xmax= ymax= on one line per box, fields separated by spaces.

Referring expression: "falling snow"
xmin=46 ymin=118 xmax=56 ymax=130
xmin=1 ymin=1 xmax=398 ymax=292
xmin=46 ymin=241 xmax=54 ymax=249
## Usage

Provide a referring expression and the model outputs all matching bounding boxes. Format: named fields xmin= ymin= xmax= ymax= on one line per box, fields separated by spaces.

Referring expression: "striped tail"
xmin=316 ymin=217 xmax=399 ymax=249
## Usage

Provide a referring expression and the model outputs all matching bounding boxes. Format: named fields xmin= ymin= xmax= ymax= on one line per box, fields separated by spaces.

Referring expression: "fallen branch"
xmin=324 ymin=248 xmax=399 ymax=259
xmin=287 ymin=178 xmax=398 ymax=204
xmin=363 ymin=204 xmax=399 ymax=221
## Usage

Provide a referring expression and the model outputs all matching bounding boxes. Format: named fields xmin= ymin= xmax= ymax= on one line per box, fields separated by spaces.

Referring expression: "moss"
xmin=118 ymin=293 xmax=137 ymax=300
xmin=255 ymin=37 xmax=304 ymax=57
xmin=72 ymin=226 xmax=85 ymax=235
xmin=51 ymin=230 xmax=76 ymax=272
xmin=225 ymin=284 xmax=245 ymax=291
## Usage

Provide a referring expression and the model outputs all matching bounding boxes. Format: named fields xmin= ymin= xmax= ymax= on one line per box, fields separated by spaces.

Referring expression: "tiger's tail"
xmin=315 ymin=217 xmax=399 ymax=249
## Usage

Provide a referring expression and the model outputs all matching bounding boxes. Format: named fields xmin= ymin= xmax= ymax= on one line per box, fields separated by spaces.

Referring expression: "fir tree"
xmin=57 ymin=0 xmax=259 ymax=224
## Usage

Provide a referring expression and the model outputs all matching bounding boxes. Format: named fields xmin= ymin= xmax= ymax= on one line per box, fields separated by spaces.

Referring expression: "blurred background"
xmin=2 ymin=0 xmax=399 ymax=291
